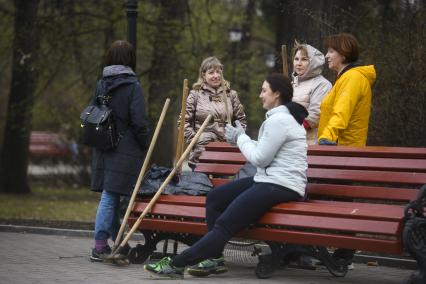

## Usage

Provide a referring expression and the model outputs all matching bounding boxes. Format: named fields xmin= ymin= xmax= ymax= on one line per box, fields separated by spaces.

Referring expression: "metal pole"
xmin=126 ymin=0 xmax=138 ymax=53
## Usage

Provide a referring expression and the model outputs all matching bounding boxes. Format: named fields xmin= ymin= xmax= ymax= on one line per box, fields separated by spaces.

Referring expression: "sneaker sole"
xmin=187 ymin=267 xmax=228 ymax=277
xmin=143 ymin=266 xmax=184 ymax=280
xmin=89 ymin=256 xmax=106 ymax=262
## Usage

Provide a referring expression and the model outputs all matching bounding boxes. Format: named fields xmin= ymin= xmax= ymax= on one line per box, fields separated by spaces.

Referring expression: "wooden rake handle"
xmin=175 ymin=78 xmax=189 ymax=170
xmin=113 ymin=98 xmax=171 ymax=248
xmin=114 ymin=114 xmax=213 ymax=253
xmin=282 ymin=44 xmax=289 ymax=78
xmin=220 ymin=71 xmax=231 ymax=124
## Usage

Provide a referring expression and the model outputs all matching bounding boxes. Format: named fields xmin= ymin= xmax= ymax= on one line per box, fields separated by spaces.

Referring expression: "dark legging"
xmin=172 ymin=177 xmax=301 ymax=267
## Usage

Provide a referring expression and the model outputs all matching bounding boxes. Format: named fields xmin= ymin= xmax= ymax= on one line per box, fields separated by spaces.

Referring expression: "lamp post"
xmin=265 ymin=53 xmax=276 ymax=69
xmin=228 ymin=26 xmax=242 ymax=83
xmin=126 ymin=0 xmax=138 ymax=53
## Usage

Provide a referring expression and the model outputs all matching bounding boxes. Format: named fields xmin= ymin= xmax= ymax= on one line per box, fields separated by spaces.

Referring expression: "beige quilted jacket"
xmin=292 ymin=44 xmax=332 ymax=145
xmin=184 ymin=84 xmax=246 ymax=165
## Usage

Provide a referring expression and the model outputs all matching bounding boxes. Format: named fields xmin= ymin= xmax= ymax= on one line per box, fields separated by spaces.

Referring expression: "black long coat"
xmin=90 ymin=74 xmax=150 ymax=195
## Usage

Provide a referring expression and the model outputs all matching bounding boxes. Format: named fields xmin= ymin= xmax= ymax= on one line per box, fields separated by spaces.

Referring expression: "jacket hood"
xmin=100 ymin=65 xmax=138 ymax=94
xmin=292 ymin=44 xmax=326 ymax=83
xmin=351 ymin=65 xmax=377 ymax=86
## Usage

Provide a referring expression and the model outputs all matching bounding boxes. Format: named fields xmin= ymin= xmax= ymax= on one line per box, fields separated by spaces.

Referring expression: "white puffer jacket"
xmin=292 ymin=44 xmax=332 ymax=145
xmin=236 ymin=105 xmax=307 ymax=197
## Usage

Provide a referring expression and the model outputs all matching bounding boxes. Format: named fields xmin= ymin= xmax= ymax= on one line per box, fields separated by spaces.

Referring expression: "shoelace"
xmin=155 ymin=257 xmax=172 ymax=269
xmin=199 ymin=258 xmax=216 ymax=267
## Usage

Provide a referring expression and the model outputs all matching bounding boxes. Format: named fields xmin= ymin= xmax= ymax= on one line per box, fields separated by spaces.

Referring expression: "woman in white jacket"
xmin=292 ymin=42 xmax=332 ymax=144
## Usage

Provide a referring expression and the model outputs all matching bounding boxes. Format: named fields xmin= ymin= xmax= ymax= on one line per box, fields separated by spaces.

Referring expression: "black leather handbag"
xmin=79 ymin=96 xmax=119 ymax=151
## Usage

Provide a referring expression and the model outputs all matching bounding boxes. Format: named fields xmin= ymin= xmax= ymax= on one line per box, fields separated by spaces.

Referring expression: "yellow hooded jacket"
xmin=318 ymin=65 xmax=376 ymax=146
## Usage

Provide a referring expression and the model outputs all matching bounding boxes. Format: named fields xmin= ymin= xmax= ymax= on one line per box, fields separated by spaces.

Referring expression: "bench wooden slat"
xmin=199 ymin=151 xmax=246 ymax=164
xmin=308 ymin=156 xmax=426 ymax=172
xmin=199 ymin=152 xmax=426 ymax=172
xmin=133 ymin=203 xmax=205 ymax=219
xmin=308 ymin=145 xmax=426 ymax=159
xmin=136 ymin=195 xmax=207 ymax=207
xmin=194 ymin=163 xmax=243 ymax=176
xmin=135 ymin=197 xmax=405 ymax=222
xmin=204 ymin=142 xmax=240 ymax=152
xmin=308 ymin=168 xmax=426 ymax=185
xmin=196 ymin=163 xmax=426 ymax=184
xmin=210 ymin=178 xmax=231 ymax=187
xmin=240 ymin=227 xmax=403 ymax=254
xmin=206 ymin=168 xmax=426 ymax=185
xmin=307 ymin=183 xmax=418 ymax=202
xmin=205 ymin=142 xmax=426 ymax=159
xmin=258 ymin=213 xmax=400 ymax=235
xmin=270 ymin=201 xmax=405 ymax=221
xmin=129 ymin=218 xmax=207 ymax=235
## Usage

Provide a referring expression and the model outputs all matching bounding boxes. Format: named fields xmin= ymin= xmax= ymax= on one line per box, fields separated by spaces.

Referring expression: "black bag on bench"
xmin=137 ymin=165 xmax=213 ymax=197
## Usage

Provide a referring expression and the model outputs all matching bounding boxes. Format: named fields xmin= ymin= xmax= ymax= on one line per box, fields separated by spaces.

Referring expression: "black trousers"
xmin=172 ymin=177 xmax=300 ymax=267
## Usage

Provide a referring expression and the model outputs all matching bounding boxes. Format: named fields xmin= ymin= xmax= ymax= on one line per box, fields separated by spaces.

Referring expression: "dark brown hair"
xmin=105 ymin=40 xmax=136 ymax=70
xmin=265 ymin=73 xmax=293 ymax=104
xmin=324 ymin=33 xmax=359 ymax=64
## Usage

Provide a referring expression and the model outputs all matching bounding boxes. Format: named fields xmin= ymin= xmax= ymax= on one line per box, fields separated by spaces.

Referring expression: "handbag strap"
xmin=92 ymin=82 xmax=127 ymax=134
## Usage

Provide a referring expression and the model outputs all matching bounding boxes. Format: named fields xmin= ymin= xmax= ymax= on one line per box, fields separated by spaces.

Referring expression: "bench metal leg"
xmin=403 ymin=185 xmax=426 ymax=284
xmin=128 ymin=230 xmax=201 ymax=264
xmin=254 ymin=242 xmax=283 ymax=279
xmin=280 ymin=244 xmax=316 ymax=269
xmin=314 ymin=246 xmax=349 ymax=277
xmin=279 ymin=244 xmax=348 ymax=277
xmin=253 ymin=242 xmax=349 ymax=278
xmin=128 ymin=230 xmax=159 ymax=264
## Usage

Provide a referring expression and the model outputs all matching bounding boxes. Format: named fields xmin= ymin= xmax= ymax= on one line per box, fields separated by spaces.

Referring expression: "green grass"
xmin=0 ymin=186 xmax=100 ymax=222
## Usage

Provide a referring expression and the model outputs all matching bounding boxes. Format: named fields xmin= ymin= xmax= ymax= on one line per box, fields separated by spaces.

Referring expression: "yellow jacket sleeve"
xmin=319 ymin=76 xmax=362 ymax=142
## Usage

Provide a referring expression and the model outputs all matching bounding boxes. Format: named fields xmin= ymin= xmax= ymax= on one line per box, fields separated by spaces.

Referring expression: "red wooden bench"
xmin=29 ymin=131 xmax=70 ymax=161
xmin=128 ymin=142 xmax=426 ymax=283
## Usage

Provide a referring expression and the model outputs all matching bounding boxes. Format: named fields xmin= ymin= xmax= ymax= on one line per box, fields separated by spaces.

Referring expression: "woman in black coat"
xmin=89 ymin=40 xmax=150 ymax=262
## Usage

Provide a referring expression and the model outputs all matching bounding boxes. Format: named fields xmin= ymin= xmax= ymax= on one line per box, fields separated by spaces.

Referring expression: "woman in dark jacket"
xmin=90 ymin=40 xmax=150 ymax=262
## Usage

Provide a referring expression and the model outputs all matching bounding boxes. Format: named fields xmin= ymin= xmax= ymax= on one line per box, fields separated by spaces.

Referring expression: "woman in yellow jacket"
xmin=318 ymin=33 xmax=376 ymax=146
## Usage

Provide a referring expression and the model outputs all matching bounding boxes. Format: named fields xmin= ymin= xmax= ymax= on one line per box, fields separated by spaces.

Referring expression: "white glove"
xmin=225 ymin=120 xmax=245 ymax=145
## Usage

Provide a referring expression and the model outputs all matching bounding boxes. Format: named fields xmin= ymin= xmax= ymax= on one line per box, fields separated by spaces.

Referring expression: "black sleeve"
xmin=129 ymin=82 xmax=151 ymax=151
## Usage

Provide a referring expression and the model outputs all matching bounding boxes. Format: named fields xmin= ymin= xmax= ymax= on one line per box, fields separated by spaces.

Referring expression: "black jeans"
xmin=172 ymin=177 xmax=300 ymax=267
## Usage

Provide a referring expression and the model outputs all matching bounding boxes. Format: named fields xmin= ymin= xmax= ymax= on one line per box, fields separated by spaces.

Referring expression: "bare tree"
xmin=147 ymin=0 xmax=188 ymax=167
xmin=0 ymin=0 xmax=40 ymax=193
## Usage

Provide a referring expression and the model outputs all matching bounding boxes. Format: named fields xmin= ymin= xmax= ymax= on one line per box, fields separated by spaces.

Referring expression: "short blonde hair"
xmin=192 ymin=56 xmax=230 ymax=90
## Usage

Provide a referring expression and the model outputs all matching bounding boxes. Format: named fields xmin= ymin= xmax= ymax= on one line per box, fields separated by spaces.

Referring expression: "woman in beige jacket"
xmin=184 ymin=56 xmax=247 ymax=168
xmin=292 ymin=42 xmax=332 ymax=145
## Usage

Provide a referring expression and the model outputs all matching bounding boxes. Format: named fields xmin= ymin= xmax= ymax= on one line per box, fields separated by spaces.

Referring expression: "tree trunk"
xmin=236 ymin=0 xmax=258 ymax=135
xmin=0 ymin=0 xmax=40 ymax=194
xmin=148 ymin=0 xmax=187 ymax=167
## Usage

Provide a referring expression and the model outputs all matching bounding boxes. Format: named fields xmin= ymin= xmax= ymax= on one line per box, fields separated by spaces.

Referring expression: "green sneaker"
xmin=144 ymin=257 xmax=184 ymax=279
xmin=186 ymin=256 xmax=228 ymax=277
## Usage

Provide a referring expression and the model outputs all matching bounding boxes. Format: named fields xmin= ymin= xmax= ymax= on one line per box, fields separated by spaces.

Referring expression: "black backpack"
xmin=79 ymin=93 xmax=119 ymax=150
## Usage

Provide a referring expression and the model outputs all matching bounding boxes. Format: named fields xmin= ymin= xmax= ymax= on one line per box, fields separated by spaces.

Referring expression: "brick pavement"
xmin=0 ymin=231 xmax=414 ymax=284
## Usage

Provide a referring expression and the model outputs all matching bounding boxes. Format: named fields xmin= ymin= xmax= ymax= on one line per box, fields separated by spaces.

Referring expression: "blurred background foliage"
xmin=0 ymin=0 xmax=424 ymax=193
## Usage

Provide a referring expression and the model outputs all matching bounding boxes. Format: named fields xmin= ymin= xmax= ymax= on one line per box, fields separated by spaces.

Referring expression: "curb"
xmin=0 ymin=224 xmax=144 ymax=241
xmin=354 ymin=253 xmax=417 ymax=270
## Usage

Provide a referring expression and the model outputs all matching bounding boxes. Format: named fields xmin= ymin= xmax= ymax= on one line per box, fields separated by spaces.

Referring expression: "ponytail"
xmin=285 ymin=102 xmax=308 ymax=125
